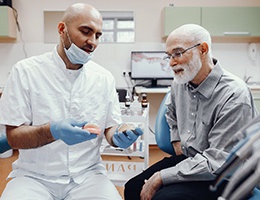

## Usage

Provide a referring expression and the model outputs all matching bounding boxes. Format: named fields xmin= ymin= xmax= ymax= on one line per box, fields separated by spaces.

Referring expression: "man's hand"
xmin=50 ymin=119 xmax=98 ymax=145
xmin=112 ymin=124 xmax=143 ymax=148
xmin=140 ymin=172 xmax=163 ymax=200
xmin=173 ymin=141 xmax=183 ymax=155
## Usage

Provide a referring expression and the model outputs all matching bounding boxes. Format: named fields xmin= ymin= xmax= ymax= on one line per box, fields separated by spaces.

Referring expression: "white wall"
xmin=1 ymin=0 xmax=260 ymax=144
xmin=0 ymin=0 xmax=260 ymax=88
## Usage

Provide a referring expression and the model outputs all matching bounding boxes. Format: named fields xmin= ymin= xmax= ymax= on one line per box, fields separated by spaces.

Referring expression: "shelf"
xmin=135 ymin=86 xmax=170 ymax=94
xmin=101 ymin=148 xmax=144 ymax=157
xmin=101 ymin=139 xmax=145 ymax=157
xmin=101 ymin=103 xmax=149 ymax=186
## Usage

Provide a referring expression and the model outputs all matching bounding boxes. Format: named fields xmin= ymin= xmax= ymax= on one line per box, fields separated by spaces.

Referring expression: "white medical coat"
xmin=0 ymin=47 xmax=122 ymax=184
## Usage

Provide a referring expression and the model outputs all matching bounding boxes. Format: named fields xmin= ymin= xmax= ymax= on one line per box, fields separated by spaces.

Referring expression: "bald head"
xmin=57 ymin=3 xmax=103 ymax=68
xmin=167 ymin=24 xmax=211 ymax=48
xmin=62 ymin=3 xmax=102 ymax=26
xmin=166 ymin=24 xmax=212 ymax=59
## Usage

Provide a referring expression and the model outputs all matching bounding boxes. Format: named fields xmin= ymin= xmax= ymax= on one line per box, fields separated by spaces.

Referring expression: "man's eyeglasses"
xmin=163 ymin=43 xmax=201 ymax=61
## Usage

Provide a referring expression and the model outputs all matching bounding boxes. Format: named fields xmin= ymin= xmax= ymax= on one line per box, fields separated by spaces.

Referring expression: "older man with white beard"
xmin=124 ymin=24 xmax=258 ymax=200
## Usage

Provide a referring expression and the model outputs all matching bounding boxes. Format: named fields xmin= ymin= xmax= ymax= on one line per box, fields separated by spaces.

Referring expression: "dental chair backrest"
xmin=212 ymin=116 xmax=260 ymax=200
xmin=0 ymin=134 xmax=12 ymax=155
xmin=0 ymin=124 xmax=12 ymax=157
xmin=155 ymin=91 xmax=175 ymax=156
xmin=218 ymin=135 xmax=260 ymax=200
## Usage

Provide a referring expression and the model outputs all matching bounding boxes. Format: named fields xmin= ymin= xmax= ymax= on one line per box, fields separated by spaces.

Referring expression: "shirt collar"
xmin=186 ymin=59 xmax=224 ymax=99
xmin=52 ymin=45 xmax=85 ymax=74
xmin=52 ymin=45 xmax=67 ymax=71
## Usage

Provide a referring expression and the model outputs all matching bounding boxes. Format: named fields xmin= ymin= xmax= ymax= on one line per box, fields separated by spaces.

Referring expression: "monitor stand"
xmin=146 ymin=79 xmax=169 ymax=88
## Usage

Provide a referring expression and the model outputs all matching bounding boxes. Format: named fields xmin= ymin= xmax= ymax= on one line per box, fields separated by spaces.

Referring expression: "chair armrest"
xmin=0 ymin=135 xmax=11 ymax=154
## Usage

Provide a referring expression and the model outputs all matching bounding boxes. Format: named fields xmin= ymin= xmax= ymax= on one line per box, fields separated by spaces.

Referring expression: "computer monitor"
xmin=130 ymin=51 xmax=174 ymax=87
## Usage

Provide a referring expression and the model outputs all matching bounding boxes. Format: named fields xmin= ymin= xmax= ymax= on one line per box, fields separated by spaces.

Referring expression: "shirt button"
xmin=193 ymin=95 xmax=196 ymax=98
xmin=182 ymin=146 xmax=185 ymax=149
xmin=191 ymin=113 xmax=194 ymax=116
xmin=187 ymin=130 xmax=190 ymax=133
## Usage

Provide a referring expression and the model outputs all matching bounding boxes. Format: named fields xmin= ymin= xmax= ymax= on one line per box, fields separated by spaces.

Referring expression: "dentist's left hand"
xmin=112 ymin=125 xmax=143 ymax=148
xmin=50 ymin=119 xmax=98 ymax=145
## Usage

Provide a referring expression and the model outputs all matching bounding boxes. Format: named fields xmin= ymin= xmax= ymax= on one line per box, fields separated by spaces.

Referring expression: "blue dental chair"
xmin=0 ymin=136 xmax=11 ymax=154
xmin=154 ymin=91 xmax=175 ymax=156
xmin=154 ymin=92 xmax=260 ymax=200
xmin=0 ymin=126 xmax=12 ymax=157
xmin=212 ymin=117 xmax=260 ymax=200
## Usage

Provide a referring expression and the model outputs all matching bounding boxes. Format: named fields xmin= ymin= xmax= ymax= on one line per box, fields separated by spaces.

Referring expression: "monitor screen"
xmin=131 ymin=51 xmax=174 ymax=81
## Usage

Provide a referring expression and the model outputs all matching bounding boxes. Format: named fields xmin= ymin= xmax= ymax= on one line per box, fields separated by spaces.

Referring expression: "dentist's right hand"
xmin=50 ymin=119 xmax=98 ymax=145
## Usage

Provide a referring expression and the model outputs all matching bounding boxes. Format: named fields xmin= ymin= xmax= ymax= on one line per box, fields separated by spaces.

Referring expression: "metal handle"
xmin=223 ymin=32 xmax=250 ymax=36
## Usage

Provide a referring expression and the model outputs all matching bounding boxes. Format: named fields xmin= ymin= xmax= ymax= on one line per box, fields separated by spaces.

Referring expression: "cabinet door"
xmin=0 ymin=6 xmax=16 ymax=39
xmin=202 ymin=7 xmax=260 ymax=37
xmin=163 ymin=7 xmax=201 ymax=38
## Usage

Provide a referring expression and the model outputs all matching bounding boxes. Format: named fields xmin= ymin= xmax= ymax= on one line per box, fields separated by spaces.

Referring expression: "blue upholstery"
xmin=212 ymin=117 xmax=260 ymax=200
xmin=0 ymin=135 xmax=11 ymax=154
xmin=249 ymin=188 xmax=260 ymax=200
xmin=155 ymin=91 xmax=175 ymax=156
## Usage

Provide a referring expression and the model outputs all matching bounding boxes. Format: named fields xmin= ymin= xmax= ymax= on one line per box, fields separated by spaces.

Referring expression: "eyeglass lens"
xmin=164 ymin=43 xmax=200 ymax=61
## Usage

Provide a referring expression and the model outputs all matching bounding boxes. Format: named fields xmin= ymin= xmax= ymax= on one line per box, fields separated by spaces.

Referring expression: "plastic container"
xmin=131 ymin=95 xmax=141 ymax=115
xmin=125 ymin=92 xmax=131 ymax=108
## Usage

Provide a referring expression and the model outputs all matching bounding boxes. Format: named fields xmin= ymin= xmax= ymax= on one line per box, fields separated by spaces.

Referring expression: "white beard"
xmin=173 ymin=52 xmax=202 ymax=84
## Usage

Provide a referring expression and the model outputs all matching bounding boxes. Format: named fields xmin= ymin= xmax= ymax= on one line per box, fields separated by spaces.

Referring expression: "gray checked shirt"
xmin=161 ymin=59 xmax=258 ymax=184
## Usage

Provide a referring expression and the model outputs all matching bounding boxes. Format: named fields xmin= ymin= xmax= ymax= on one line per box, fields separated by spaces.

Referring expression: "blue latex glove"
xmin=50 ymin=119 xmax=97 ymax=145
xmin=112 ymin=126 xmax=143 ymax=148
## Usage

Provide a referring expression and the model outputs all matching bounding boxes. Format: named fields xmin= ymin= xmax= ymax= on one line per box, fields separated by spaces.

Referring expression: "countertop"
xmin=247 ymin=82 xmax=260 ymax=90
xmin=135 ymin=84 xmax=260 ymax=93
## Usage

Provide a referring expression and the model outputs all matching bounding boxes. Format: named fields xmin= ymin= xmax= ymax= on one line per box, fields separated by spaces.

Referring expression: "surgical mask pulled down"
xmin=63 ymin=26 xmax=93 ymax=65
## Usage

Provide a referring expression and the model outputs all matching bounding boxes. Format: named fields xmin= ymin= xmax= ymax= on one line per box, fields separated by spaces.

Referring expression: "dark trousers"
xmin=124 ymin=155 xmax=228 ymax=200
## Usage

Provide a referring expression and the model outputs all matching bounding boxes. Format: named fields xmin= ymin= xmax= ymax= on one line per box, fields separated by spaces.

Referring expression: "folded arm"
xmin=6 ymin=119 xmax=99 ymax=149
xmin=6 ymin=123 xmax=54 ymax=149
xmin=162 ymin=100 xmax=256 ymax=184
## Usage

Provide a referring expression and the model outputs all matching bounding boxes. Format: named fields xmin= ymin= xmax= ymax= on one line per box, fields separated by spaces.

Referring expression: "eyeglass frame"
xmin=163 ymin=43 xmax=201 ymax=61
